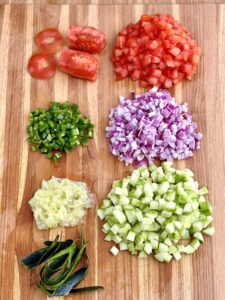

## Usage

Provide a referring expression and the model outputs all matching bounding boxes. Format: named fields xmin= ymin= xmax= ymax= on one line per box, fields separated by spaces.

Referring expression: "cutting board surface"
xmin=0 ymin=3 xmax=225 ymax=300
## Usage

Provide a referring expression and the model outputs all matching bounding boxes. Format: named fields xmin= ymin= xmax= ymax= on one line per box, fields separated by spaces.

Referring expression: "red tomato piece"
xmin=164 ymin=55 xmax=175 ymax=67
xmin=58 ymin=49 xmax=99 ymax=81
xmin=28 ymin=53 xmax=57 ymax=79
xmin=169 ymin=47 xmax=181 ymax=56
xmin=130 ymin=69 xmax=141 ymax=80
xmin=116 ymin=36 xmax=126 ymax=48
xmin=148 ymin=76 xmax=159 ymax=86
xmin=68 ymin=25 xmax=106 ymax=53
xmin=35 ymin=28 xmax=64 ymax=55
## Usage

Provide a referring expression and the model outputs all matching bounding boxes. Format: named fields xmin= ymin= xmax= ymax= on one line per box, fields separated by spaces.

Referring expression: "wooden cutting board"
xmin=0 ymin=3 xmax=225 ymax=300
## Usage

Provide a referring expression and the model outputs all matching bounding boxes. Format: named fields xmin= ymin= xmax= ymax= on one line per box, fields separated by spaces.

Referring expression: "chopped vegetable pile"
xmin=20 ymin=235 xmax=104 ymax=297
xmin=29 ymin=177 xmax=94 ymax=230
xmin=113 ymin=14 xmax=201 ymax=88
xmin=106 ymin=88 xmax=202 ymax=166
xmin=97 ymin=163 xmax=214 ymax=262
xmin=27 ymin=101 xmax=94 ymax=161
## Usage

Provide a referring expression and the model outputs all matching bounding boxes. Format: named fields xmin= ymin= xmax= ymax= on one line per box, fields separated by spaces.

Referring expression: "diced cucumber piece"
xmin=177 ymin=245 xmax=185 ymax=253
xmin=173 ymin=251 xmax=181 ymax=261
xmin=103 ymin=223 xmax=111 ymax=232
xmin=164 ymin=237 xmax=172 ymax=247
xmin=144 ymin=182 xmax=153 ymax=196
xmin=97 ymin=209 xmax=105 ymax=220
xmin=150 ymin=201 xmax=159 ymax=210
xmin=111 ymin=224 xmax=120 ymax=235
xmin=130 ymin=170 xmax=140 ymax=186
xmin=132 ymin=223 xmax=141 ymax=233
xmin=127 ymin=231 xmax=136 ymax=242
xmin=151 ymin=240 xmax=159 ymax=249
xmin=122 ymin=178 xmax=130 ymax=189
xmin=181 ymin=229 xmax=190 ymax=240
xmin=125 ymin=209 xmax=137 ymax=224
xmin=113 ymin=180 xmax=122 ymax=188
xmin=110 ymin=246 xmax=119 ymax=256
xmin=114 ymin=187 xmax=128 ymax=196
xmin=119 ymin=195 xmax=130 ymax=206
xmin=139 ymin=166 xmax=150 ymax=178
xmin=142 ymin=196 xmax=152 ymax=204
xmin=169 ymin=245 xmax=177 ymax=254
xmin=158 ymin=198 xmax=166 ymax=210
xmin=159 ymin=243 xmax=169 ymax=253
xmin=112 ymin=235 xmax=123 ymax=244
xmin=174 ymin=207 xmax=183 ymax=215
xmin=165 ymin=201 xmax=176 ymax=211
xmin=198 ymin=186 xmax=208 ymax=195
xmin=131 ymin=198 xmax=142 ymax=207
xmin=183 ymin=203 xmax=192 ymax=213
xmin=160 ymin=230 xmax=168 ymax=240
xmin=119 ymin=242 xmax=128 ymax=250
xmin=174 ymin=221 xmax=182 ymax=230
xmin=192 ymin=221 xmax=203 ymax=233
xmin=158 ymin=182 xmax=170 ymax=195
xmin=151 ymin=170 xmax=158 ymax=182
xmin=144 ymin=242 xmax=152 ymax=254
xmin=202 ymin=226 xmax=214 ymax=236
xmin=136 ymin=209 xmax=143 ymax=222
xmin=148 ymin=232 xmax=159 ymax=241
xmin=108 ymin=193 xmax=119 ymax=205
xmin=193 ymin=232 xmax=204 ymax=242
xmin=162 ymin=161 xmax=173 ymax=172
xmin=184 ymin=245 xmax=195 ymax=254
xmin=102 ymin=199 xmax=112 ymax=208
xmin=166 ymin=223 xmax=175 ymax=234
xmin=190 ymin=239 xmax=200 ymax=250
xmin=139 ymin=251 xmax=148 ymax=258
xmin=104 ymin=206 xmax=113 ymax=216
xmin=155 ymin=252 xmax=172 ymax=263
xmin=113 ymin=209 xmax=127 ymax=224
xmin=104 ymin=234 xmax=112 ymax=242
xmin=156 ymin=216 xmax=166 ymax=225
xmin=166 ymin=191 xmax=176 ymax=201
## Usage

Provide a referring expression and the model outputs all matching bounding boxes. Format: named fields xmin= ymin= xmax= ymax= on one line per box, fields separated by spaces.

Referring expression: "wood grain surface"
xmin=1 ymin=1 xmax=225 ymax=5
xmin=0 ymin=3 xmax=225 ymax=300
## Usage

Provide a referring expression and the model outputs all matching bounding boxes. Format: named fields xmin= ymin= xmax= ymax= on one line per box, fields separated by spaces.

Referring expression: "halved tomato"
xmin=58 ymin=49 xmax=99 ymax=81
xmin=28 ymin=53 xmax=57 ymax=79
xmin=68 ymin=25 xmax=107 ymax=53
xmin=35 ymin=28 xmax=64 ymax=55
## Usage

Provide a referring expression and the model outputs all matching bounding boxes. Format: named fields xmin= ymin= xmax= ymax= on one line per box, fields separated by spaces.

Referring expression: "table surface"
xmin=0 ymin=3 xmax=225 ymax=300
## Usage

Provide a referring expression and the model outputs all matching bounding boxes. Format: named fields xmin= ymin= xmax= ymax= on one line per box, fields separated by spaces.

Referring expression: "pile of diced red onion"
xmin=106 ymin=87 xmax=202 ymax=166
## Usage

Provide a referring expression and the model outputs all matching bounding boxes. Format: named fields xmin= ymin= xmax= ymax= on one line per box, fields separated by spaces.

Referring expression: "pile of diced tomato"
xmin=113 ymin=14 xmax=201 ymax=88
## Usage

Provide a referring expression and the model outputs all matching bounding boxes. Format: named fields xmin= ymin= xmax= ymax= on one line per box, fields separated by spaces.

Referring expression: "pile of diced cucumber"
xmin=97 ymin=162 xmax=214 ymax=262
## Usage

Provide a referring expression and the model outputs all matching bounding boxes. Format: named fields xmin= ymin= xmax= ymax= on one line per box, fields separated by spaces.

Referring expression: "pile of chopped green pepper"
xmin=27 ymin=101 xmax=94 ymax=161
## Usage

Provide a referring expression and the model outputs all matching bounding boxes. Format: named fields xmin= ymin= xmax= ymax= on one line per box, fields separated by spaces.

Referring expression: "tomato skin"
xmin=68 ymin=25 xmax=107 ymax=53
xmin=35 ymin=28 xmax=64 ymax=55
xmin=58 ymin=49 xmax=100 ymax=81
xmin=28 ymin=53 xmax=57 ymax=79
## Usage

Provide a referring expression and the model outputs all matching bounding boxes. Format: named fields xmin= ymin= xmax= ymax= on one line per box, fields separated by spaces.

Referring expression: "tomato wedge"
xmin=68 ymin=25 xmax=107 ymax=53
xmin=58 ymin=49 xmax=100 ymax=81
xmin=28 ymin=53 xmax=57 ymax=79
xmin=35 ymin=28 xmax=64 ymax=55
